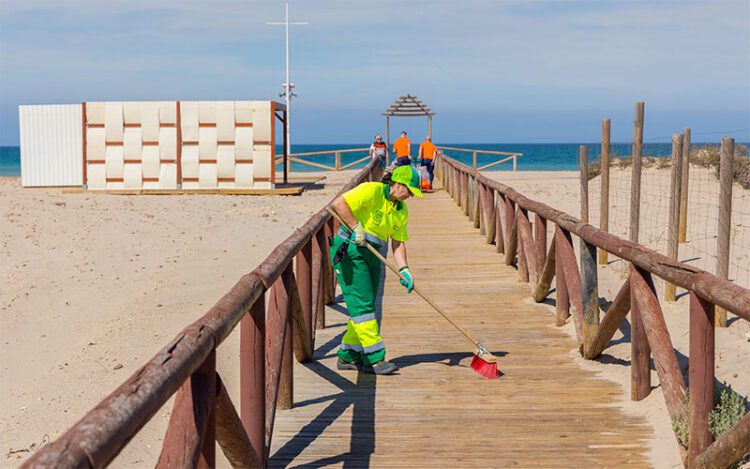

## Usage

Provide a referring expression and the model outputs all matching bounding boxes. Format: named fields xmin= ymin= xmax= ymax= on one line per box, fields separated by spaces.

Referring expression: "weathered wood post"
xmin=665 ymin=133 xmax=683 ymax=301
xmin=689 ymin=292 xmax=715 ymax=462
xmin=464 ymin=173 xmax=471 ymax=216
xmin=630 ymin=267 xmax=651 ymax=401
xmin=157 ymin=351 xmax=217 ymax=468
xmin=504 ymin=198 xmax=517 ymax=266
xmin=240 ymin=294 xmax=266 ymax=466
xmin=630 ymin=102 xmax=645 ymax=243
xmin=578 ymin=146 xmax=599 ymax=355
xmin=579 ymin=145 xmax=589 ymax=223
xmin=279 ymin=279 xmax=294 ymax=411
xmin=555 ymin=228 xmax=570 ymax=326
xmin=472 ymin=179 xmax=481 ymax=230
xmin=495 ymin=193 xmax=505 ymax=254
xmin=599 ymin=118 xmax=611 ymax=264
xmin=581 ymin=238 xmax=599 ymax=356
xmin=296 ymin=241 xmax=313 ymax=338
xmin=473 ymin=151 xmax=478 ymax=170
xmin=678 ymin=128 xmax=691 ymax=243
xmin=266 ymin=263 xmax=294 ymax=412
xmin=313 ymin=229 xmax=327 ymax=330
xmin=715 ymin=137 xmax=734 ymax=327
xmin=335 ymin=151 xmax=342 ymax=171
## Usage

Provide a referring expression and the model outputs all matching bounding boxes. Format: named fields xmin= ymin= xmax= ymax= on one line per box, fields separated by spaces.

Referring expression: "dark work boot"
xmin=365 ymin=360 xmax=399 ymax=375
xmin=336 ymin=358 xmax=361 ymax=371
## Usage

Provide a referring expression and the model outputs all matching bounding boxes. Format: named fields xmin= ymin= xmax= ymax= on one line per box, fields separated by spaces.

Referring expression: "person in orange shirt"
xmin=392 ymin=131 xmax=411 ymax=167
xmin=418 ymin=136 xmax=437 ymax=184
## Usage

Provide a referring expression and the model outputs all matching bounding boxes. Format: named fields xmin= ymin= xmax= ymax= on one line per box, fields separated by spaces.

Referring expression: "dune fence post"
xmin=665 ymin=133 xmax=683 ymax=302
xmin=599 ymin=118 xmax=611 ymax=264
xmin=630 ymin=101 xmax=644 ymax=243
xmin=715 ymin=137 xmax=734 ymax=327
xmin=678 ymin=128 xmax=691 ymax=243
xmin=579 ymin=145 xmax=589 ymax=223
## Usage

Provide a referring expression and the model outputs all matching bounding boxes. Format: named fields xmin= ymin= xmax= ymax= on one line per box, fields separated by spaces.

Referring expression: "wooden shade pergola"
xmin=382 ymin=95 xmax=435 ymax=163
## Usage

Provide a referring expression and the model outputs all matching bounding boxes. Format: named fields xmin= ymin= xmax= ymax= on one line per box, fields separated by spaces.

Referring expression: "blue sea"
xmin=0 ymin=142 xmax=734 ymax=177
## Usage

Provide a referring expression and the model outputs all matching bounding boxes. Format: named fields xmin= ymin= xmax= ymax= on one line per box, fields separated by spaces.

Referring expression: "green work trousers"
xmin=330 ymin=235 xmax=386 ymax=366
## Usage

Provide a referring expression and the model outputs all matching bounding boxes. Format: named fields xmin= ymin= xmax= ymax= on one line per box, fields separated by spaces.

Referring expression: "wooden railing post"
xmin=463 ymin=173 xmax=471 ymax=216
xmin=630 ymin=266 xmax=651 ymax=401
xmin=631 ymin=266 xmax=687 ymax=417
xmin=312 ymin=229 xmax=326 ymax=330
xmin=495 ymin=193 xmax=505 ymax=254
xmin=504 ymin=197 xmax=517 ymax=266
xmin=472 ymin=179 xmax=481 ymax=229
xmin=688 ymin=291 xmax=715 ymax=462
xmin=157 ymin=351 xmax=217 ymax=468
xmin=323 ymin=219 xmax=335 ymax=305
xmin=267 ymin=264 xmax=294 ymax=408
xmin=472 ymin=151 xmax=477 ymax=170
xmin=215 ymin=375 xmax=262 ymax=468
xmin=599 ymin=118 xmax=611 ymax=264
xmin=516 ymin=208 xmax=532 ymax=283
xmin=666 ymin=133 xmax=683 ymax=301
xmin=581 ymin=238 xmax=599 ymax=357
xmin=630 ymin=101 xmax=644 ymax=243
xmin=296 ymin=240 xmax=313 ymax=341
xmin=554 ymin=228 xmax=570 ymax=326
xmin=513 ymin=155 xmax=517 ymax=172
xmin=335 ymin=151 xmax=342 ymax=170
xmin=482 ymin=185 xmax=496 ymax=244
xmin=715 ymin=137 xmax=733 ymax=327
xmin=241 ymin=294 xmax=266 ymax=467
xmin=678 ymin=128 xmax=691 ymax=243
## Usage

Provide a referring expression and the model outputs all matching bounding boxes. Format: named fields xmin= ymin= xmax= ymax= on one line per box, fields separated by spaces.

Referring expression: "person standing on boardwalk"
xmin=418 ymin=136 xmax=437 ymax=185
xmin=392 ymin=131 xmax=411 ymax=167
xmin=369 ymin=134 xmax=388 ymax=168
xmin=329 ymin=165 xmax=423 ymax=375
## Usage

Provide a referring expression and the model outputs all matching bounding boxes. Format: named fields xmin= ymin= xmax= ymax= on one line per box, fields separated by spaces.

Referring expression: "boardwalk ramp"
xmin=269 ymin=184 xmax=651 ymax=468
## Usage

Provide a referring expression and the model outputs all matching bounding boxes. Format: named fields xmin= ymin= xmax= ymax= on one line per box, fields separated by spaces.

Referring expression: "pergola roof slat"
xmin=383 ymin=94 xmax=434 ymax=117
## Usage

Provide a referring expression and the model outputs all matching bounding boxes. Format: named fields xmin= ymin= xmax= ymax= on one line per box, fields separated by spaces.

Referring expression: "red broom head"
xmin=470 ymin=353 xmax=499 ymax=379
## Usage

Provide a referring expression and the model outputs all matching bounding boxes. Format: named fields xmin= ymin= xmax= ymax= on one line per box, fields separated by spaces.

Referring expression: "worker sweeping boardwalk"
xmin=268 ymin=180 xmax=652 ymax=467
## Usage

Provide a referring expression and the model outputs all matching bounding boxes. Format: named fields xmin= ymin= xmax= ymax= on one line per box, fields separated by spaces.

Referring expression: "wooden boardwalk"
xmin=269 ymin=184 xmax=653 ymax=468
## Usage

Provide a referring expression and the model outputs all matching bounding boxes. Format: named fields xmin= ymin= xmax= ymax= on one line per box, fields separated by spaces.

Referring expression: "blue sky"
xmin=0 ymin=0 xmax=748 ymax=145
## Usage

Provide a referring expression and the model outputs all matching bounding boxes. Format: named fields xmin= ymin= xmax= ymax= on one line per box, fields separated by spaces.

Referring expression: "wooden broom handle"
xmin=326 ymin=206 xmax=481 ymax=347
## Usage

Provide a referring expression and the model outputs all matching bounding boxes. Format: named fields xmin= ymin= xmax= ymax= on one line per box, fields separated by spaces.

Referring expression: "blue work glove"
xmin=399 ymin=266 xmax=414 ymax=293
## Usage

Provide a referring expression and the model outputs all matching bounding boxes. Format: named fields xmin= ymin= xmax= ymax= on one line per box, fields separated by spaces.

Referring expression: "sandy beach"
xmin=1 ymin=166 xmax=748 ymax=467
xmin=486 ymin=168 xmax=750 ymax=467
xmin=0 ymin=171 xmax=358 ymax=466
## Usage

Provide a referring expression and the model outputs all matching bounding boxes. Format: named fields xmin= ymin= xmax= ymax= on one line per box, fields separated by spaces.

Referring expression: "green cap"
xmin=391 ymin=165 xmax=423 ymax=198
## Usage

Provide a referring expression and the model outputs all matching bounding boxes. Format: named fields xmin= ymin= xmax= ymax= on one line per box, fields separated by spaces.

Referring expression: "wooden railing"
xmin=436 ymin=154 xmax=750 ymax=469
xmin=275 ymin=148 xmax=371 ymax=172
xmin=437 ymin=146 xmax=521 ymax=171
xmin=23 ymin=158 xmax=383 ymax=468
